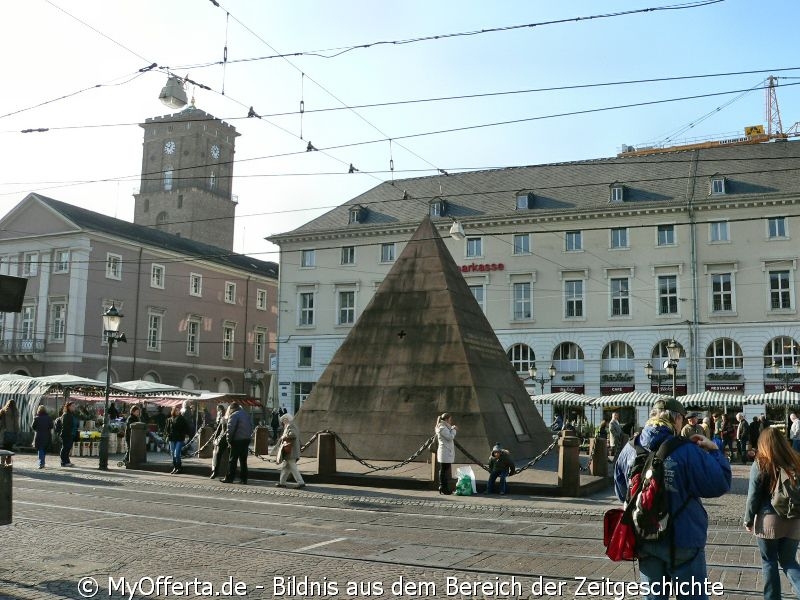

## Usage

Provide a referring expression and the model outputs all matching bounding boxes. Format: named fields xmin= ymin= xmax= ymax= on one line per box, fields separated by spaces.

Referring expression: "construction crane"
xmin=618 ymin=76 xmax=799 ymax=157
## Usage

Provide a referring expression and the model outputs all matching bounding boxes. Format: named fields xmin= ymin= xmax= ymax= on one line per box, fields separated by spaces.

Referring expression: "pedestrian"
xmin=750 ymin=416 xmax=761 ymax=454
xmin=222 ymin=402 xmax=252 ymax=485
xmin=275 ymin=413 xmax=305 ymax=488
xmin=597 ymin=419 xmax=609 ymax=440
xmin=181 ymin=400 xmax=196 ymax=438
xmin=0 ymin=398 xmax=20 ymax=451
xmin=719 ymin=414 xmax=735 ymax=459
xmin=107 ymin=402 xmax=119 ymax=421
xmin=31 ymin=405 xmax=53 ymax=469
xmin=435 ymin=412 xmax=457 ymax=495
xmin=743 ymin=427 xmax=800 ymax=600
xmin=790 ymin=413 xmax=800 ymax=453
xmin=210 ymin=403 xmax=228 ymax=479
xmin=736 ymin=412 xmax=750 ymax=464
xmin=165 ymin=405 xmax=189 ymax=474
xmin=701 ymin=416 xmax=712 ymax=438
xmin=154 ymin=406 xmax=167 ymax=434
xmin=761 ymin=415 xmax=773 ymax=435
xmin=123 ymin=405 xmax=141 ymax=463
xmin=270 ymin=409 xmax=280 ymax=442
xmin=486 ymin=443 xmax=515 ymax=495
xmin=608 ymin=411 xmax=626 ymax=464
xmin=614 ymin=398 xmax=732 ymax=597
xmin=680 ymin=413 xmax=705 ymax=438
xmin=59 ymin=401 xmax=77 ymax=467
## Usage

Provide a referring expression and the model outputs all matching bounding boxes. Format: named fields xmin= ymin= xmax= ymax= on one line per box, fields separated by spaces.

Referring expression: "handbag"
xmin=603 ymin=507 xmax=638 ymax=561
xmin=281 ymin=440 xmax=293 ymax=455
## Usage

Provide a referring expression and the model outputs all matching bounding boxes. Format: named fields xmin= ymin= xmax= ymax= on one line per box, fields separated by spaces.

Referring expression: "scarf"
xmin=644 ymin=416 xmax=677 ymax=434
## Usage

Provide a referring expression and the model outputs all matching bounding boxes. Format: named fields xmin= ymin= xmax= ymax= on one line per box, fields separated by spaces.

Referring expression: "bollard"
xmin=128 ymin=422 xmax=148 ymax=466
xmin=198 ymin=426 xmax=214 ymax=459
xmin=316 ymin=432 xmax=337 ymax=476
xmin=557 ymin=430 xmax=581 ymax=497
xmin=253 ymin=426 xmax=269 ymax=456
xmin=589 ymin=437 xmax=608 ymax=478
xmin=0 ymin=450 xmax=13 ymax=526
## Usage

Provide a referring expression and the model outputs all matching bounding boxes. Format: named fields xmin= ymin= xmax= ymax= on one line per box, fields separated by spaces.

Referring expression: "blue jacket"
xmin=227 ymin=409 xmax=253 ymax=442
xmin=614 ymin=424 xmax=732 ymax=549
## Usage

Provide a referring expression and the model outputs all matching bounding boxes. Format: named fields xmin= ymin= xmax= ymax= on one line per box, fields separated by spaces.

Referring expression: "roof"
xmin=272 ymin=140 xmax=800 ymax=240
xmin=31 ymin=193 xmax=278 ymax=279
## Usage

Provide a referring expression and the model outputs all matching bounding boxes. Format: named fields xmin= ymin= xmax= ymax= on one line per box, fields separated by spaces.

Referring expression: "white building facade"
xmin=269 ymin=142 xmax=800 ymax=413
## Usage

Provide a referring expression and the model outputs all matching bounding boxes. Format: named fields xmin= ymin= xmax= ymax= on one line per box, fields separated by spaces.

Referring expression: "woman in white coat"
xmin=276 ymin=413 xmax=306 ymax=488
xmin=435 ymin=413 xmax=457 ymax=495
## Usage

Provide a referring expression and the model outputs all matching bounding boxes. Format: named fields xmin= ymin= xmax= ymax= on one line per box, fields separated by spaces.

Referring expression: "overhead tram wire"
xmin=189 ymin=0 xmax=723 ymax=66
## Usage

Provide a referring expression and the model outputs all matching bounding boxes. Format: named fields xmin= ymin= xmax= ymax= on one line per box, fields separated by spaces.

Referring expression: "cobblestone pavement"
xmin=0 ymin=454 xmax=774 ymax=600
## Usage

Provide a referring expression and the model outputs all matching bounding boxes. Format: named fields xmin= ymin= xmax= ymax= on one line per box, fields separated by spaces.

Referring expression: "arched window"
xmin=553 ymin=342 xmax=584 ymax=373
xmin=142 ymin=371 xmax=160 ymax=383
xmin=652 ymin=339 xmax=686 ymax=362
xmin=764 ymin=336 xmax=800 ymax=368
xmin=182 ymin=375 xmax=198 ymax=390
xmin=218 ymin=378 xmax=232 ymax=394
xmin=163 ymin=168 xmax=173 ymax=191
xmin=156 ymin=211 xmax=169 ymax=226
xmin=507 ymin=343 xmax=535 ymax=373
xmin=705 ymin=338 xmax=743 ymax=370
xmin=602 ymin=341 xmax=634 ymax=372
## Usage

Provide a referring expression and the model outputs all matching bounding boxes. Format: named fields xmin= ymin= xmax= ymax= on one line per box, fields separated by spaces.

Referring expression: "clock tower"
xmin=133 ymin=107 xmax=240 ymax=250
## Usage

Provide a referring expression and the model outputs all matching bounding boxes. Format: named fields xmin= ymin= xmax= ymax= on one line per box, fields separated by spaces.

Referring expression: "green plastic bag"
xmin=454 ymin=466 xmax=476 ymax=496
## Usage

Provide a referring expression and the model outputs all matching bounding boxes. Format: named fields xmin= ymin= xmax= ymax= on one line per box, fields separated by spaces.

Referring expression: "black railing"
xmin=0 ymin=338 xmax=46 ymax=354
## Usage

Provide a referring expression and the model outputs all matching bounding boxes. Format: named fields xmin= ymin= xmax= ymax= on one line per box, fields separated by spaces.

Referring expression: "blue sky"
xmin=1 ymin=0 xmax=798 ymax=259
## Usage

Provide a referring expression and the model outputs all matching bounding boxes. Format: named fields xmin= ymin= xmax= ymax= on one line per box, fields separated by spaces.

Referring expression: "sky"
xmin=1 ymin=0 xmax=799 ymax=262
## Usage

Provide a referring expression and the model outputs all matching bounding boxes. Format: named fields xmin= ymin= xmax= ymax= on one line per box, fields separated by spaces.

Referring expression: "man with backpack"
xmin=614 ymin=398 xmax=731 ymax=598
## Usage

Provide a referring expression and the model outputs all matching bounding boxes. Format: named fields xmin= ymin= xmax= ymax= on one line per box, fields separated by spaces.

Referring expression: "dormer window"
xmin=429 ymin=198 xmax=447 ymax=218
xmin=610 ymin=184 xmax=624 ymax=203
xmin=516 ymin=191 xmax=534 ymax=210
xmin=348 ymin=205 xmax=366 ymax=224
xmin=710 ymin=176 xmax=726 ymax=195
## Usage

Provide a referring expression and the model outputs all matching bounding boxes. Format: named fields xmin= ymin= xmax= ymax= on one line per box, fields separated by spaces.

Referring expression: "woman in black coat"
xmin=32 ymin=405 xmax=53 ymax=469
xmin=165 ymin=406 xmax=189 ymax=474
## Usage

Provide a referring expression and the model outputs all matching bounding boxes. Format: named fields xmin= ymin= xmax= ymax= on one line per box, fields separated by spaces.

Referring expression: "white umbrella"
xmin=35 ymin=374 xmax=106 ymax=388
xmin=111 ymin=380 xmax=200 ymax=396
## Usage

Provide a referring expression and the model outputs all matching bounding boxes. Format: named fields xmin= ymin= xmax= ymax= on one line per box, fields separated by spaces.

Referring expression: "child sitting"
xmin=486 ymin=443 xmax=515 ymax=495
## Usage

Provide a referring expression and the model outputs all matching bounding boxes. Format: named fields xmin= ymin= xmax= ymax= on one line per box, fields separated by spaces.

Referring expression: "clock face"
xmin=164 ymin=140 xmax=176 ymax=155
xmin=210 ymin=144 xmax=220 ymax=159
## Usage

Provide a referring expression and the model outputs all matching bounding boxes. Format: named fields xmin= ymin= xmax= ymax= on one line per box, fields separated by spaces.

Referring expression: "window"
xmin=106 ymin=253 xmax=122 ymax=280
xmin=602 ymin=341 xmax=634 ymax=374
xmin=710 ymin=221 xmax=729 ymax=242
xmin=299 ymin=291 xmax=315 ymax=326
xmin=147 ymin=312 xmax=163 ymax=351
xmin=466 ymin=237 xmax=483 ymax=258
xmin=156 ymin=211 xmax=168 ymax=226
xmin=293 ymin=382 xmax=313 ymax=411
xmin=49 ymin=301 xmax=66 ymax=342
xmin=658 ymin=275 xmax=678 ymax=315
xmin=564 ymin=280 xmax=584 ymax=318
xmin=380 ymin=243 xmax=396 ymax=263
xmin=222 ymin=323 xmax=235 ymax=360
xmin=610 ymin=227 xmax=628 ymax=249
xmin=516 ymin=192 xmax=533 ymax=210
xmin=507 ymin=343 xmax=535 ymax=373
xmin=769 ymin=217 xmax=787 ymax=239
xmin=610 ymin=277 xmax=630 ymax=316
xmin=610 ymin=186 xmax=624 ymax=203
xmin=208 ymin=171 xmax=216 ymax=190
xmin=189 ymin=273 xmax=202 ymax=297
xmin=711 ymin=273 xmax=734 ymax=312
xmin=565 ymin=231 xmax=582 ymax=251
xmin=512 ymin=282 xmax=532 ymax=320
xmin=163 ymin=169 xmax=173 ymax=191
xmin=766 ymin=336 xmax=800 ymax=369
xmin=513 ymin=234 xmax=530 ymax=255
xmin=770 ymin=270 xmax=792 ymax=309
xmin=224 ymin=282 xmax=236 ymax=304
xmin=705 ymin=338 xmax=743 ymax=370
xmin=254 ymin=328 xmax=266 ymax=363
xmin=151 ymin=264 xmax=165 ymax=289
xmin=348 ymin=206 xmax=364 ymax=224
xmin=53 ymin=250 xmax=70 ymax=273
xmin=429 ymin=200 xmax=445 ymax=217
xmin=657 ymin=224 xmax=675 ymax=246
xmin=256 ymin=289 xmax=267 ymax=310
xmin=298 ymin=345 xmax=313 ymax=368
xmin=710 ymin=177 xmax=725 ymax=195
xmin=186 ymin=318 xmax=200 ymax=356
xmin=22 ymin=252 xmax=38 ymax=277
xmin=337 ymin=290 xmax=356 ymax=325
xmin=469 ymin=284 xmax=485 ymax=312
xmin=301 ymin=249 xmax=316 ymax=268
xmin=341 ymin=246 xmax=355 ymax=265
xmin=21 ymin=305 xmax=35 ymax=340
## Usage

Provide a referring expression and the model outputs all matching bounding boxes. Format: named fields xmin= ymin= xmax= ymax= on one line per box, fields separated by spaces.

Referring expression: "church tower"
xmin=133 ymin=107 xmax=240 ymax=250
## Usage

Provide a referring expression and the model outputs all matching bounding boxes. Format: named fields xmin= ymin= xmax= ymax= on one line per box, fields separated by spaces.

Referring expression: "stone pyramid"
xmin=294 ymin=217 xmax=553 ymax=461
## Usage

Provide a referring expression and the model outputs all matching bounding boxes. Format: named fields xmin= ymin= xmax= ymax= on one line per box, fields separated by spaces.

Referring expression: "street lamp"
xmin=644 ymin=361 xmax=669 ymax=392
xmin=99 ymin=303 xmax=126 ymax=470
xmin=645 ymin=340 xmax=681 ymax=398
xmin=770 ymin=360 xmax=800 ymax=391
xmin=527 ymin=364 xmax=557 ymax=395
xmin=243 ymin=368 xmax=266 ymax=396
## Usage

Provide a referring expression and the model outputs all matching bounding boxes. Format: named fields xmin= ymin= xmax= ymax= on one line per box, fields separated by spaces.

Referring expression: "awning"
xmin=111 ymin=380 xmax=200 ymax=396
xmin=591 ymin=391 xmax=670 ymax=407
xmin=679 ymin=391 xmax=745 ymax=409
xmin=745 ymin=390 xmax=800 ymax=406
xmin=530 ymin=391 xmax=594 ymax=406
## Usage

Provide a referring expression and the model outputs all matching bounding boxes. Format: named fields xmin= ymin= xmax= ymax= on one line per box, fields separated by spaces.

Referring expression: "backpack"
xmin=771 ymin=468 xmax=800 ymax=519
xmin=625 ymin=436 xmax=691 ymax=543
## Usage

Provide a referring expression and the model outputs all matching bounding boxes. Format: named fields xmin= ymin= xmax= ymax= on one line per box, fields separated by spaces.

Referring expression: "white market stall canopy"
xmin=111 ymin=380 xmax=200 ymax=397
xmin=680 ymin=391 xmax=745 ymax=409
xmin=591 ymin=391 xmax=670 ymax=407
xmin=744 ymin=390 xmax=800 ymax=406
xmin=530 ymin=391 xmax=595 ymax=407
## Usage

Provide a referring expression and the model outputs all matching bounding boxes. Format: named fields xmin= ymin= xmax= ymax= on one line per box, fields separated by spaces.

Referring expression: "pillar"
xmin=0 ymin=451 xmax=12 ymax=525
xmin=198 ymin=426 xmax=214 ymax=459
xmin=254 ymin=426 xmax=269 ymax=456
xmin=558 ymin=429 xmax=581 ymax=497
xmin=128 ymin=422 xmax=148 ymax=466
xmin=316 ymin=432 xmax=337 ymax=475
xmin=589 ymin=437 xmax=608 ymax=477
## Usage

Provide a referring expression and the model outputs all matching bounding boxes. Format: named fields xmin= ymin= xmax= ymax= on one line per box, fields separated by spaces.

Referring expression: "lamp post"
xmin=99 ymin=303 xmax=126 ymax=470
xmin=645 ymin=340 xmax=681 ymax=398
xmin=243 ymin=368 xmax=266 ymax=397
xmin=527 ymin=364 xmax=557 ymax=395
xmin=770 ymin=360 xmax=800 ymax=391
xmin=644 ymin=361 xmax=669 ymax=393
